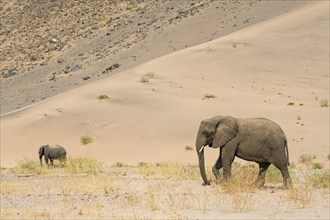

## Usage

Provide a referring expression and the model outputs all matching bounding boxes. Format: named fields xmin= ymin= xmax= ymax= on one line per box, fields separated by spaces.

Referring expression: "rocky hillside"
xmin=0 ymin=0 xmax=310 ymax=114
xmin=1 ymin=0 xmax=213 ymax=76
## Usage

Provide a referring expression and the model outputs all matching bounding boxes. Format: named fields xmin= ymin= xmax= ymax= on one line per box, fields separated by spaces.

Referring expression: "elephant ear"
xmin=39 ymin=145 xmax=49 ymax=155
xmin=39 ymin=146 xmax=44 ymax=155
xmin=213 ymin=116 xmax=238 ymax=147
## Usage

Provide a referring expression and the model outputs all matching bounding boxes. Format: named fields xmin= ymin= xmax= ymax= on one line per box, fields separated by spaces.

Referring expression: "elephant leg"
xmin=212 ymin=149 xmax=223 ymax=183
xmin=279 ymin=167 xmax=293 ymax=190
xmin=221 ymin=140 xmax=238 ymax=180
xmin=254 ymin=162 xmax=271 ymax=188
xmin=49 ymin=159 xmax=54 ymax=168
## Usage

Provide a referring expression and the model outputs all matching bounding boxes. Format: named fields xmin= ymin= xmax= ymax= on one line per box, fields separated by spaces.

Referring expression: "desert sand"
xmin=0 ymin=1 xmax=329 ymax=219
xmin=1 ymin=1 xmax=328 ymax=167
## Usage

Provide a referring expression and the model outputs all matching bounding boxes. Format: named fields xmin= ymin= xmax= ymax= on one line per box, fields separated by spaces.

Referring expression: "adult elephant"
xmin=196 ymin=115 xmax=293 ymax=189
xmin=38 ymin=145 xmax=67 ymax=167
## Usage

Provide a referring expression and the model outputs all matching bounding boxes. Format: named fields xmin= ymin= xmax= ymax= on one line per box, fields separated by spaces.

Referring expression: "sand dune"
xmin=1 ymin=1 xmax=329 ymax=167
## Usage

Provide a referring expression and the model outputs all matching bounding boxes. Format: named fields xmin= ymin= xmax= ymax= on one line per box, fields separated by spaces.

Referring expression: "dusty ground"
xmin=1 ymin=162 xmax=329 ymax=219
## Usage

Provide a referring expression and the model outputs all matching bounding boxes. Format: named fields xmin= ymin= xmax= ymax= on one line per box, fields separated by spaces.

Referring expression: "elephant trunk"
xmin=196 ymin=140 xmax=210 ymax=185
xmin=39 ymin=155 xmax=43 ymax=166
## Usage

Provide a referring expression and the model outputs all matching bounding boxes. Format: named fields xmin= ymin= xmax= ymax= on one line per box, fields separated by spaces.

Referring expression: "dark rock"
xmin=49 ymin=73 xmax=56 ymax=81
xmin=82 ymin=76 xmax=90 ymax=80
xmin=102 ymin=63 xmax=120 ymax=74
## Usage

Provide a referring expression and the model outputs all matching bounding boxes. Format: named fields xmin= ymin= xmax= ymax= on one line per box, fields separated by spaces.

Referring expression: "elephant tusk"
xmin=198 ymin=145 xmax=205 ymax=153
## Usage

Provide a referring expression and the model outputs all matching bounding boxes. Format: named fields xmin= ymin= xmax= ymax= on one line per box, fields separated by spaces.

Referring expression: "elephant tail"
xmin=285 ymin=139 xmax=290 ymax=166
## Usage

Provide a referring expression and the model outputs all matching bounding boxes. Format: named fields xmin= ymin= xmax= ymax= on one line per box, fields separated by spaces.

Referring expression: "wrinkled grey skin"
xmin=196 ymin=115 xmax=293 ymax=189
xmin=39 ymin=145 xmax=67 ymax=167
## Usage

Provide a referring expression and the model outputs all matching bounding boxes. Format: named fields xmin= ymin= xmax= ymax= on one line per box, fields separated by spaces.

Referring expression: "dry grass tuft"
xmin=230 ymin=192 xmax=255 ymax=212
xmin=306 ymin=170 xmax=330 ymax=189
xmin=139 ymin=72 xmax=155 ymax=83
xmin=80 ymin=135 xmax=94 ymax=145
xmin=221 ymin=163 xmax=258 ymax=193
xmin=287 ymin=185 xmax=313 ymax=208
xmin=202 ymin=93 xmax=217 ymax=100
xmin=10 ymin=158 xmax=48 ymax=174
xmin=145 ymin=184 xmax=161 ymax=211
xmin=137 ymin=162 xmax=201 ymax=179
xmin=9 ymin=157 xmax=103 ymax=175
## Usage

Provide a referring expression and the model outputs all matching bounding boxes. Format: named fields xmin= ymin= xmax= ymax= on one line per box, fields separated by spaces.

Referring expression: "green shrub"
xmin=265 ymin=164 xmax=283 ymax=183
xmin=80 ymin=135 xmax=94 ymax=145
xmin=311 ymin=163 xmax=323 ymax=169
xmin=139 ymin=72 xmax=155 ymax=83
xmin=202 ymin=94 xmax=217 ymax=100
xmin=320 ymin=99 xmax=329 ymax=107
xmin=185 ymin=145 xmax=194 ymax=151
xmin=97 ymin=95 xmax=109 ymax=100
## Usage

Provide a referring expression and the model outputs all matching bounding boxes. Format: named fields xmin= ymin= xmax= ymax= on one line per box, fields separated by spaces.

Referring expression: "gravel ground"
xmin=1 ymin=166 xmax=329 ymax=219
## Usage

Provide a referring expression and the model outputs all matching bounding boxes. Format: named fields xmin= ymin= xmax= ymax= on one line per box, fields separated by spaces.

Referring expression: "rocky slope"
xmin=0 ymin=0 xmax=311 ymax=114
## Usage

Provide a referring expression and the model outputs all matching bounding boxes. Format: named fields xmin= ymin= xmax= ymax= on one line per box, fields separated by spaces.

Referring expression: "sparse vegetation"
xmin=126 ymin=2 xmax=139 ymax=10
xmin=9 ymin=157 xmax=102 ymax=175
xmin=66 ymin=157 xmax=102 ymax=174
xmin=185 ymin=145 xmax=194 ymax=151
xmin=311 ymin=162 xmax=323 ymax=169
xmin=80 ymin=135 xmax=94 ymax=145
xmin=139 ymin=72 xmax=155 ymax=83
xmin=287 ymin=185 xmax=313 ymax=208
xmin=10 ymin=158 xmax=46 ymax=174
xmin=97 ymin=94 xmax=109 ymax=100
xmin=137 ymin=162 xmax=201 ymax=179
xmin=2 ymin=160 xmax=330 ymax=219
xmin=307 ymin=170 xmax=330 ymax=189
xmin=287 ymin=102 xmax=295 ymax=106
xmin=138 ymin=161 xmax=147 ymax=167
xmin=230 ymin=192 xmax=255 ymax=212
xmin=202 ymin=93 xmax=217 ymax=100
xmin=115 ymin=162 xmax=124 ymax=167
xmin=298 ymin=154 xmax=316 ymax=167
xmin=266 ymin=164 xmax=285 ymax=183
xmin=320 ymin=99 xmax=329 ymax=107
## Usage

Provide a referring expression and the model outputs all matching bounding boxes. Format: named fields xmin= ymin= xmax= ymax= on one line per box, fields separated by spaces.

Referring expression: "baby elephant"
xmin=38 ymin=145 xmax=67 ymax=167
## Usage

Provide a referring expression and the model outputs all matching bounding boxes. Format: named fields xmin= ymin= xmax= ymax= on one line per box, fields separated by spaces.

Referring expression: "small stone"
xmin=2 ymin=68 xmax=17 ymax=78
xmin=71 ymin=64 xmax=81 ymax=72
